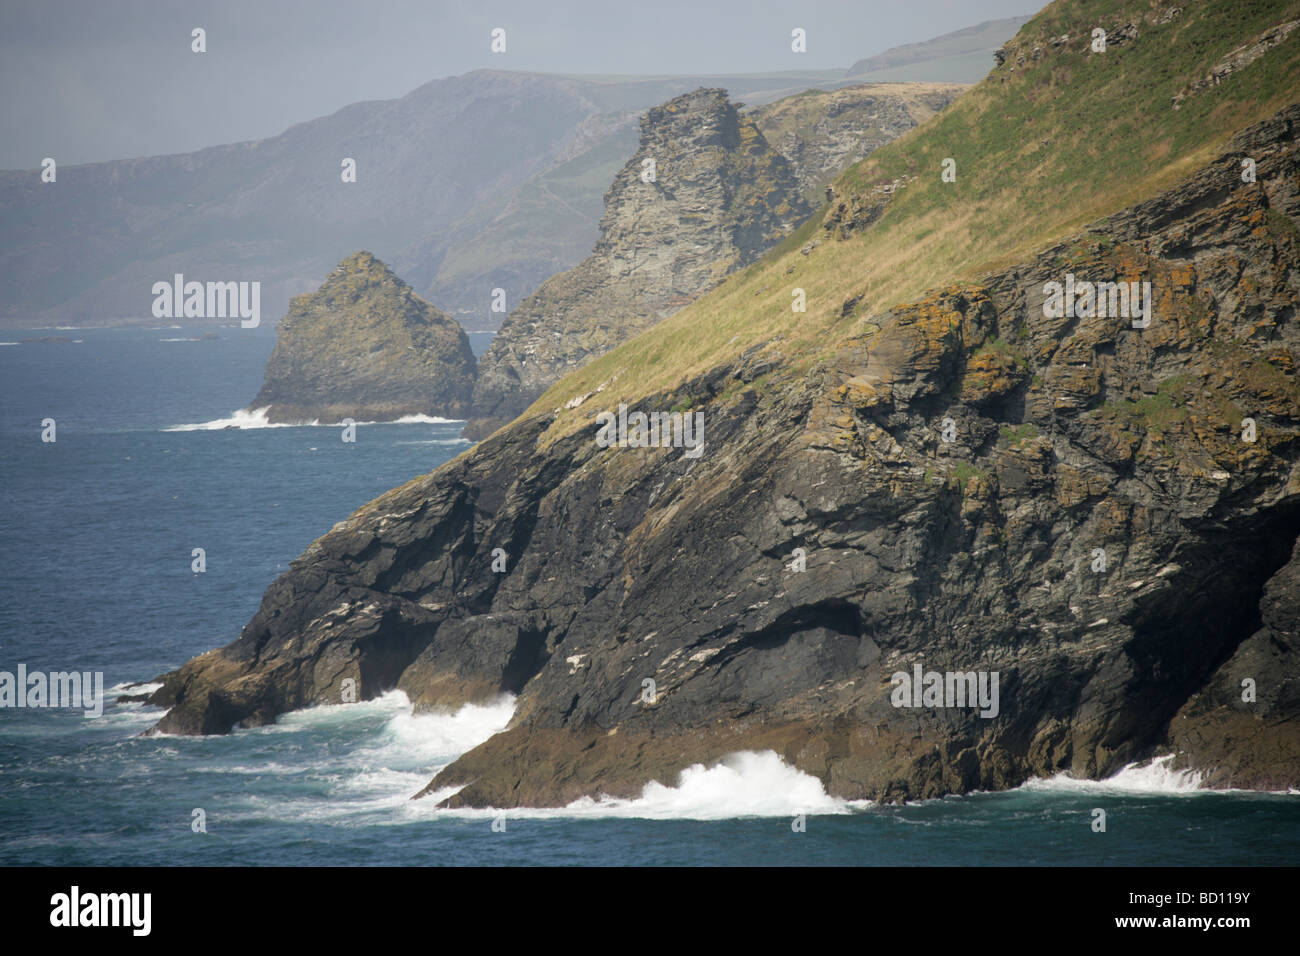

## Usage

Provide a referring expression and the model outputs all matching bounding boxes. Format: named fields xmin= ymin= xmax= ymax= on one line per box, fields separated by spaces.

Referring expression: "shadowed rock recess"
xmin=150 ymin=99 xmax=1300 ymax=803
xmin=464 ymin=88 xmax=810 ymax=439
xmin=249 ymin=251 xmax=476 ymax=423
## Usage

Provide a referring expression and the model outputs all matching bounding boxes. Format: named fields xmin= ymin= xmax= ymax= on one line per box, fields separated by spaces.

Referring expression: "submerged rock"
xmin=249 ymin=251 xmax=475 ymax=424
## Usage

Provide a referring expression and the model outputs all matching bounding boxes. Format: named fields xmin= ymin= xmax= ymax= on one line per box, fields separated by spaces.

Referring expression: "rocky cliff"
xmin=751 ymin=83 xmax=966 ymax=204
xmin=150 ymin=102 xmax=1300 ymax=802
xmin=148 ymin=0 xmax=1300 ymax=806
xmin=464 ymin=88 xmax=809 ymax=438
xmin=249 ymin=251 xmax=476 ymax=423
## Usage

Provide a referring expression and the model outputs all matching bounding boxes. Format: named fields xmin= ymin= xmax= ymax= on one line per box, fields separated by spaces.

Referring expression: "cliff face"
xmin=751 ymin=83 xmax=966 ymax=204
xmin=250 ymin=251 xmax=476 ymax=423
xmin=150 ymin=105 xmax=1300 ymax=802
xmin=464 ymin=88 xmax=810 ymax=438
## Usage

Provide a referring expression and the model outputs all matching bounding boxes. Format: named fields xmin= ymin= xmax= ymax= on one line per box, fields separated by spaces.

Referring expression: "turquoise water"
xmin=1 ymin=325 xmax=1297 ymax=866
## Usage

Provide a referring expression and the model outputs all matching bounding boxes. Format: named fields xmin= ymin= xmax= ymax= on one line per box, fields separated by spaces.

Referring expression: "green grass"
xmin=1266 ymin=207 xmax=1300 ymax=245
xmin=999 ymin=422 xmax=1041 ymax=445
xmin=947 ymin=461 xmax=991 ymax=488
xmin=1097 ymin=375 xmax=1193 ymax=430
xmin=977 ymin=336 xmax=1030 ymax=369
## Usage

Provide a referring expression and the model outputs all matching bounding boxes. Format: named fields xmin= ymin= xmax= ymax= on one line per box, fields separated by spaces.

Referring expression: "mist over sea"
xmin=1 ymin=324 xmax=1296 ymax=866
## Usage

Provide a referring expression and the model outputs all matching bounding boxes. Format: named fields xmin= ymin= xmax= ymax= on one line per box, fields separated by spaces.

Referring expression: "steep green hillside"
xmin=537 ymin=0 xmax=1300 ymax=442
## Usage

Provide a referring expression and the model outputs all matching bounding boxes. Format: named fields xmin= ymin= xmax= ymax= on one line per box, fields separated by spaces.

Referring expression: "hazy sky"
xmin=0 ymin=0 xmax=1037 ymax=169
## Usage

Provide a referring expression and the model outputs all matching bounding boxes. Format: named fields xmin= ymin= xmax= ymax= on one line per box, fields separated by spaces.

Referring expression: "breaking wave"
xmin=164 ymin=407 xmax=307 ymax=430
xmin=421 ymin=750 xmax=865 ymax=820
xmin=1018 ymin=754 xmax=1205 ymax=794
xmin=211 ymin=691 xmax=517 ymax=824
xmin=164 ymin=408 xmax=463 ymax=431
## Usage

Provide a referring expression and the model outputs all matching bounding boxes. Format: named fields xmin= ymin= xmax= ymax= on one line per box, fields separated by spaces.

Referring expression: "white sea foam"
xmin=219 ymin=702 xmax=864 ymax=823
xmin=258 ymin=690 xmax=516 ymax=759
xmin=165 ymin=408 xmax=463 ymax=431
xmin=388 ymin=414 xmax=463 ymax=425
xmin=420 ymin=750 xmax=864 ymax=821
xmin=77 ymin=683 xmax=168 ymax=730
xmin=0 ymin=341 xmax=18 ymax=346
xmin=368 ymin=695 xmax=517 ymax=765
xmin=159 ymin=337 xmax=202 ymax=342
xmin=146 ymin=695 xmax=862 ymax=824
xmin=106 ymin=680 xmax=163 ymax=697
xmin=95 ymin=705 xmax=164 ymax=729
xmin=164 ymin=407 xmax=308 ymax=430
xmin=247 ymin=689 xmax=407 ymax=733
xmin=213 ymin=691 xmax=516 ymax=824
xmin=1019 ymin=754 xmax=1206 ymax=794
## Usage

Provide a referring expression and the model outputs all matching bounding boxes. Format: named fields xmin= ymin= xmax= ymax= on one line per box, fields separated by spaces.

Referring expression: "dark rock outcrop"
xmin=151 ymin=105 xmax=1300 ymax=804
xmin=249 ymin=251 xmax=476 ymax=423
xmin=1172 ymin=19 xmax=1300 ymax=109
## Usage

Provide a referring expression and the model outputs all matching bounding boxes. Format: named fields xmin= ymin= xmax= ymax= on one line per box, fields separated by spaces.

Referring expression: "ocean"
xmin=1 ymin=323 xmax=1297 ymax=866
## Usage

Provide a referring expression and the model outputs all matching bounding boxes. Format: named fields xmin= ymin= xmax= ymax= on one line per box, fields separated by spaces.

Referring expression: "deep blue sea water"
xmin=1 ymin=323 xmax=1297 ymax=866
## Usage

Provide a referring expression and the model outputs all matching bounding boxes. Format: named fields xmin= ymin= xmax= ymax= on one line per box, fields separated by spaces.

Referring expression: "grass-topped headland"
xmin=532 ymin=0 xmax=1300 ymax=446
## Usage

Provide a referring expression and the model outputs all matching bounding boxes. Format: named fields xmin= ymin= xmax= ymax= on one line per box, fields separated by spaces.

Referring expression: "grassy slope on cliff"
xmin=529 ymin=0 xmax=1300 ymax=444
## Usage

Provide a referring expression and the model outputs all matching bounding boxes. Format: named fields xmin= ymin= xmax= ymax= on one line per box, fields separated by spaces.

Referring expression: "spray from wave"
xmin=421 ymin=750 xmax=865 ymax=821
xmin=386 ymin=414 xmax=464 ymax=425
xmin=164 ymin=408 xmax=463 ymax=431
xmin=210 ymin=691 xmax=517 ymax=823
xmin=204 ymin=696 xmax=856 ymax=824
xmin=164 ymin=407 xmax=307 ymax=430
xmin=1018 ymin=754 xmax=1205 ymax=794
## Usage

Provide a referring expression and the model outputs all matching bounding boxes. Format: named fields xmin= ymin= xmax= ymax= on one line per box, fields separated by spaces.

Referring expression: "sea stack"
xmin=250 ymin=251 xmax=476 ymax=423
